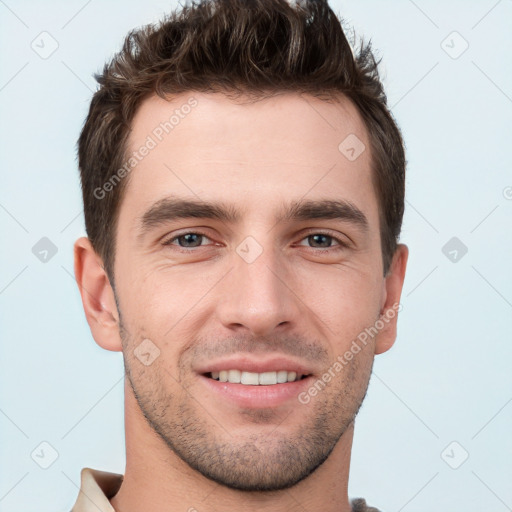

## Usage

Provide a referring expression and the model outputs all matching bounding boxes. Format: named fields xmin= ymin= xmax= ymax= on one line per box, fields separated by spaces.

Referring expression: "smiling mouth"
xmin=205 ymin=370 xmax=311 ymax=385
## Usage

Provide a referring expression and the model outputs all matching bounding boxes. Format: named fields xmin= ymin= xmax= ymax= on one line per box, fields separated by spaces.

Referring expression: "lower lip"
xmin=198 ymin=374 xmax=313 ymax=409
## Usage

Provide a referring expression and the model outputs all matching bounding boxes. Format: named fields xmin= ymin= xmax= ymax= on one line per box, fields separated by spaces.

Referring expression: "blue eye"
xmin=304 ymin=234 xmax=335 ymax=248
xmin=163 ymin=232 xmax=212 ymax=248
xmin=298 ymin=233 xmax=347 ymax=250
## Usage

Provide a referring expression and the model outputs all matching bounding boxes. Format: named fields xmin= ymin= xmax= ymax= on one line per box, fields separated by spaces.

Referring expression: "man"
xmin=72 ymin=0 xmax=408 ymax=510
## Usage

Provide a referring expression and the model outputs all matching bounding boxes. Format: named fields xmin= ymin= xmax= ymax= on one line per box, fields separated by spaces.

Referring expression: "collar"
xmin=71 ymin=467 xmax=123 ymax=512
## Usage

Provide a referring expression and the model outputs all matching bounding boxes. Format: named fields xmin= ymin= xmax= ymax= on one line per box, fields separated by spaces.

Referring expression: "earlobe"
xmin=374 ymin=243 xmax=409 ymax=355
xmin=73 ymin=237 xmax=123 ymax=352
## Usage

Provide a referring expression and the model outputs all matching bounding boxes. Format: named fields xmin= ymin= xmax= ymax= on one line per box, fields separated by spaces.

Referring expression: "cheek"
xmin=117 ymin=267 xmax=217 ymax=374
xmin=117 ymin=262 xmax=199 ymax=328
xmin=291 ymin=263 xmax=381 ymax=339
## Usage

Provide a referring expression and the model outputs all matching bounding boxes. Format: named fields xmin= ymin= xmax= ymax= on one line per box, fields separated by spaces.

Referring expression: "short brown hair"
xmin=78 ymin=0 xmax=405 ymax=282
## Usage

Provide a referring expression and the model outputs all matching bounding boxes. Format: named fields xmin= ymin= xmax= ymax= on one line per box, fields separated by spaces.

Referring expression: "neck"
xmin=110 ymin=379 xmax=354 ymax=512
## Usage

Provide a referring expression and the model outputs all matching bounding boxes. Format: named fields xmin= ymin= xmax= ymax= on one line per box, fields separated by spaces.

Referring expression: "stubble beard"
xmin=119 ymin=317 xmax=373 ymax=492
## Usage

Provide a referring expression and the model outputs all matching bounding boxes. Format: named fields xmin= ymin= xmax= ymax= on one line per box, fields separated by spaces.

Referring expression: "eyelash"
xmin=161 ymin=230 xmax=350 ymax=252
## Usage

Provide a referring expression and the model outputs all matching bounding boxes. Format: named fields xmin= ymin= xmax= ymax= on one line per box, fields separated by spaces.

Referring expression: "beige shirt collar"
xmin=71 ymin=467 xmax=123 ymax=512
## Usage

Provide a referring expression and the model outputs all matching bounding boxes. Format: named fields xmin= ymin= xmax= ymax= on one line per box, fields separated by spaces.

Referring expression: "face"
xmin=110 ymin=91 xmax=397 ymax=491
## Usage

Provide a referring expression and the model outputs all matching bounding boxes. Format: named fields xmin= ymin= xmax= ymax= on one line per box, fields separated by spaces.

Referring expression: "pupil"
xmin=180 ymin=234 xmax=202 ymax=247
xmin=310 ymin=234 xmax=330 ymax=248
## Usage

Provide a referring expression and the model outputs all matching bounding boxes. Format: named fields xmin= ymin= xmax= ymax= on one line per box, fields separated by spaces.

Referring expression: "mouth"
xmin=195 ymin=357 xmax=315 ymax=409
xmin=205 ymin=370 xmax=311 ymax=385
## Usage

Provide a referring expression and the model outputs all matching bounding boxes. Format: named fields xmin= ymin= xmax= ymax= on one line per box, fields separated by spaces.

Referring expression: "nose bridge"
xmin=216 ymin=234 xmax=298 ymax=335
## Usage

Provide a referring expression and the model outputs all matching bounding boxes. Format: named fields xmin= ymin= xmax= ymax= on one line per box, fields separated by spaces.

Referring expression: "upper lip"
xmin=195 ymin=355 xmax=314 ymax=376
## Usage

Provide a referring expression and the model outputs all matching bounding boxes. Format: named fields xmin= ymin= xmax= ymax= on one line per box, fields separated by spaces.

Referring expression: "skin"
xmin=74 ymin=91 xmax=408 ymax=512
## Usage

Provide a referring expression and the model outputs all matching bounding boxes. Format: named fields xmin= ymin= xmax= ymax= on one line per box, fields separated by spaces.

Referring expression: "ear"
xmin=74 ymin=236 xmax=122 ymax=352
xmin=374 ymin=243 xmax=409 ymax=355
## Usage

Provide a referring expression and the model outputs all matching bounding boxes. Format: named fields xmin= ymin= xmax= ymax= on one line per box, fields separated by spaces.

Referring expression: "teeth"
xmin=241 ymin=371 xmax=259 ymax=385
xmin=259 ymin=371 xmax=277 ymax=385
xmin=277 ymin=370 xmax=288 ymax=383
xmin=209 ymin=370 xmax=304 ymax=385
xmin=287 ymin=371 xmax=297 ymax=382
xmin=228 ymin=369 xmax=241 ymax=383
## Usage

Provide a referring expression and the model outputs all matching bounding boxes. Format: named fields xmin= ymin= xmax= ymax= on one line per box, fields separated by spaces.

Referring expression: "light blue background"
xmin=1 ymin=1 xmax=511 ymax=511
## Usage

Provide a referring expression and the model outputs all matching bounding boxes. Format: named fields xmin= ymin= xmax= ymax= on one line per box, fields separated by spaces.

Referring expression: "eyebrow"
xmin=137 ymin=197 xmax=369 ymax=240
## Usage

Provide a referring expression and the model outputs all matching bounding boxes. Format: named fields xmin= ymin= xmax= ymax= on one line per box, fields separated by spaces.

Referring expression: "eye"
xmin=297 ymin=232 xmax=348 ymax=250
xmin=161 ymin=231 xmax=349 ymax=252
xmin=162 ymin=231 xmax=213 ymax=248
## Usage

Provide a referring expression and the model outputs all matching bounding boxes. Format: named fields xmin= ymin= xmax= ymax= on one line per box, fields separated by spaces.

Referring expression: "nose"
xmin=215 ymin=240 xmax=301 ymax=338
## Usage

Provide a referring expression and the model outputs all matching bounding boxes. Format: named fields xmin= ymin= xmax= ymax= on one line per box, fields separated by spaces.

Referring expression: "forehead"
xmin=120 ymin=91 xmax=377 ymax=226
xmin=128 ymin=91 xmax=369 ymax=158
